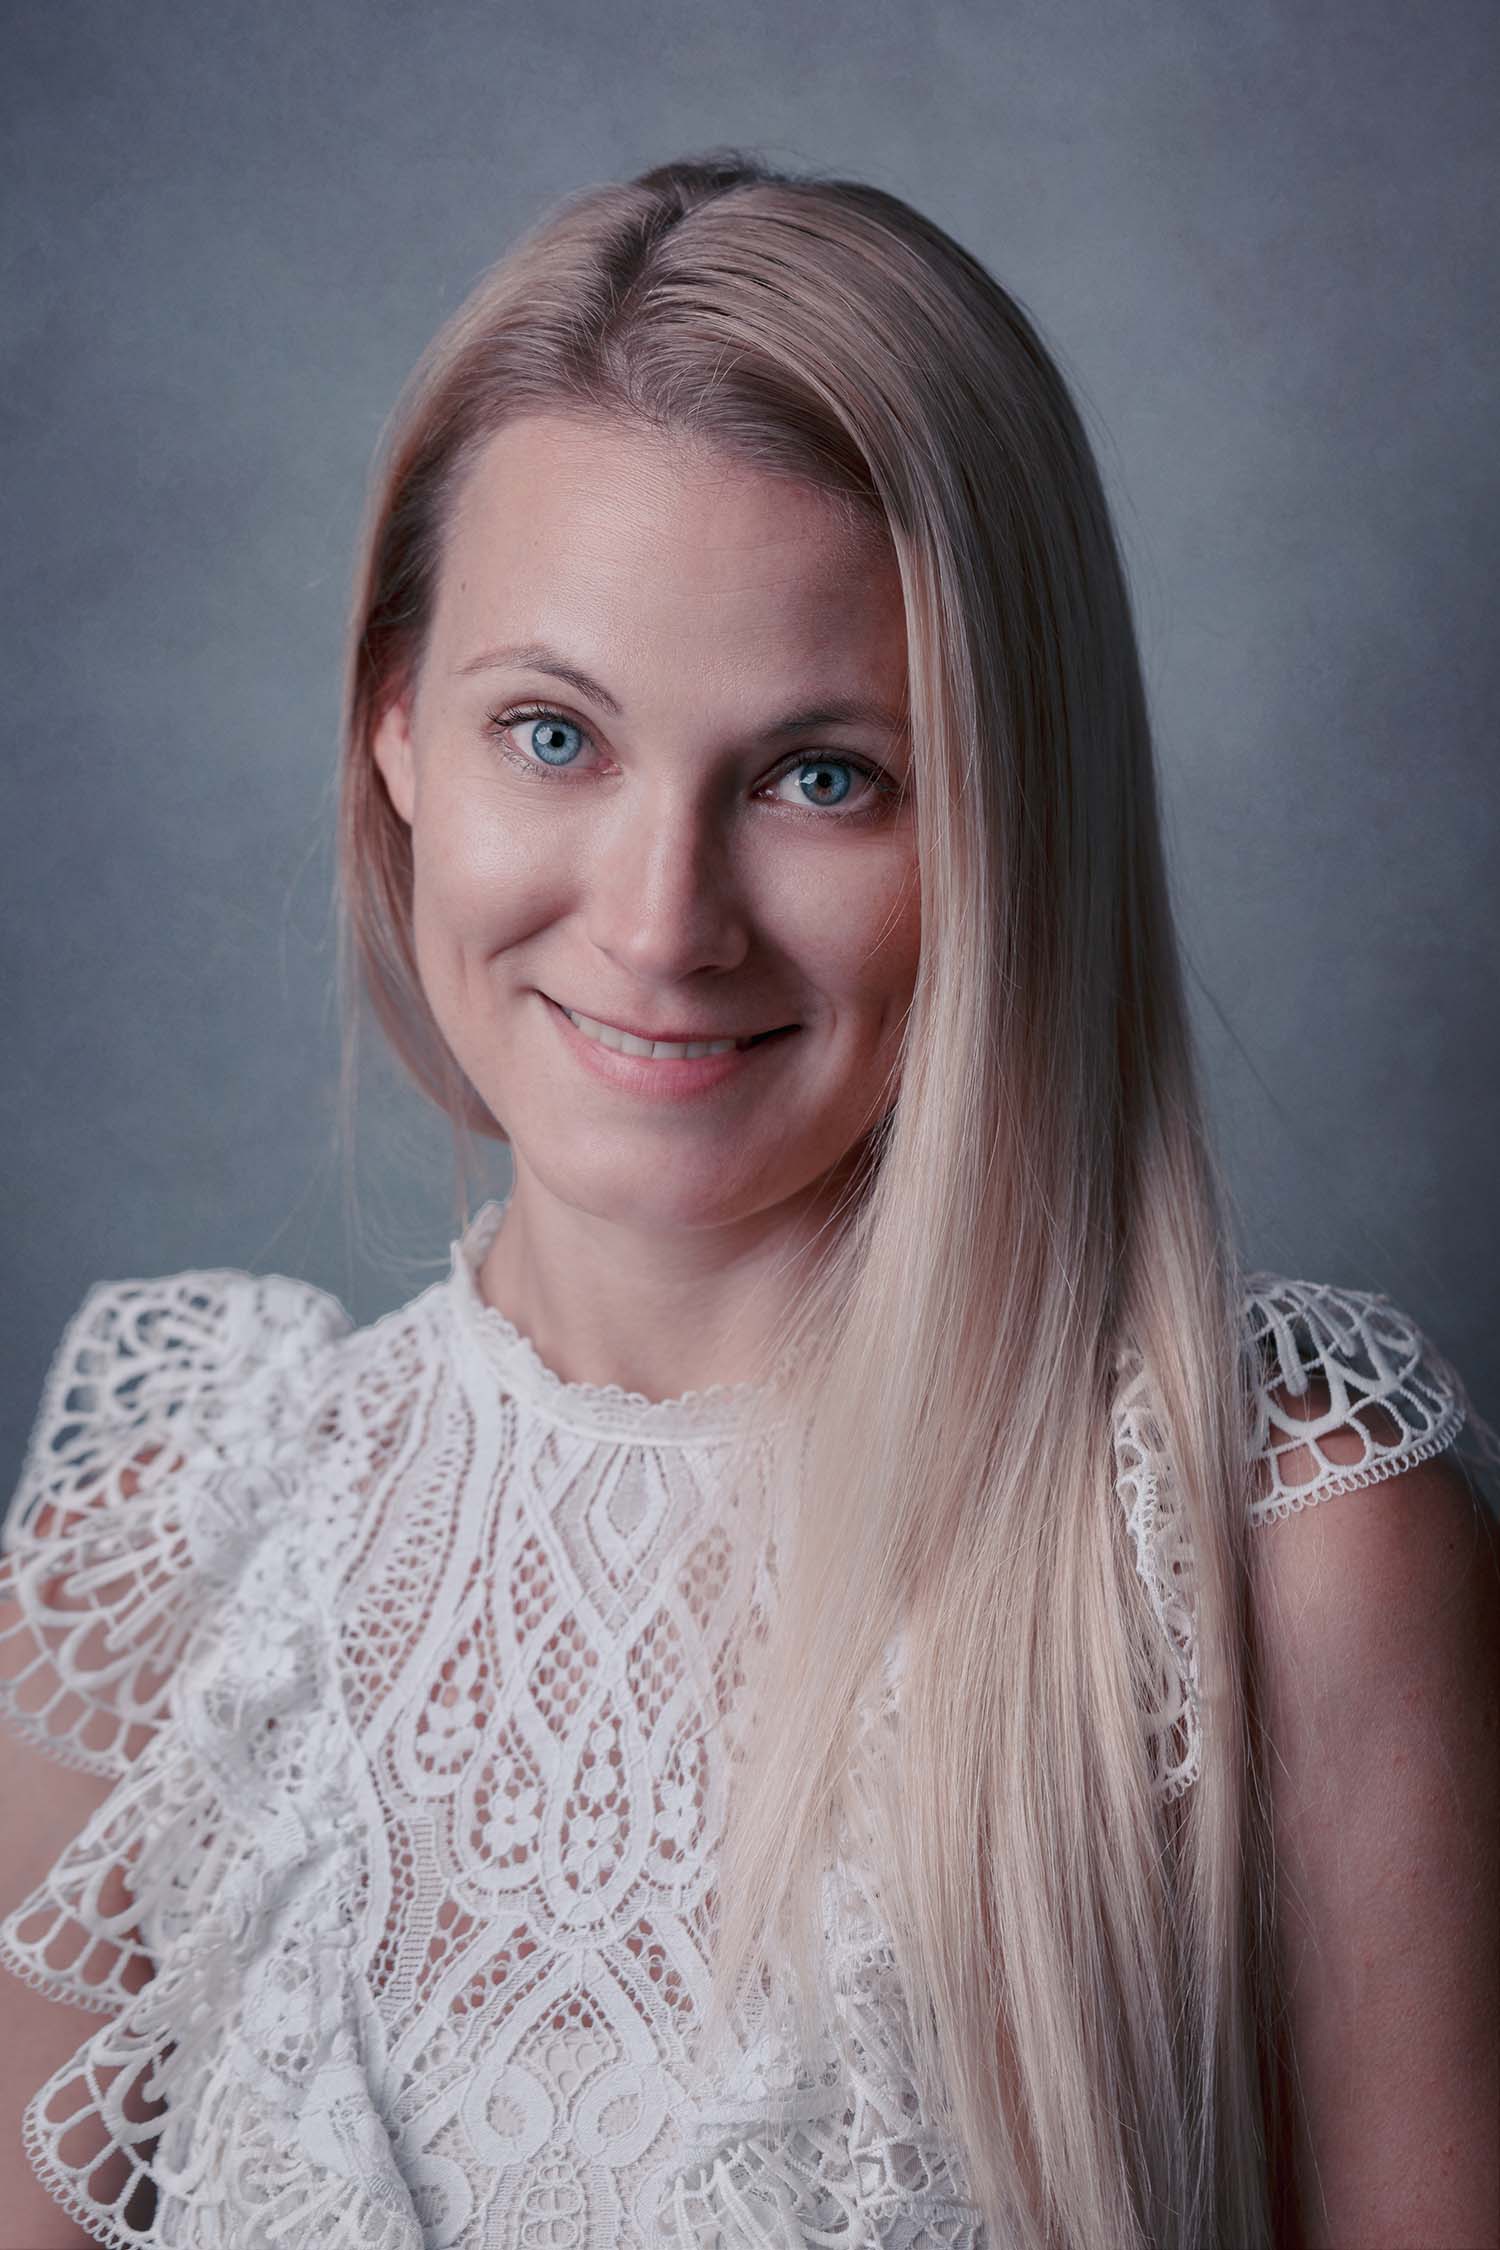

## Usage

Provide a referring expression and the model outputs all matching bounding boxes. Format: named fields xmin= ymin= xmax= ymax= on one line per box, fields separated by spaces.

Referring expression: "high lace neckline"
xmin=445 ymin=1196 xmax=791 ymax=1444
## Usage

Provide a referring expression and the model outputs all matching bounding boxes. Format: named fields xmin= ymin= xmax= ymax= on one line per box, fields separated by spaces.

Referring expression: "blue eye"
xmin=796 ymin=765 xmax=845 ymax=810
xmin=492 ymin=702 xmax=899 ymax=828
xmin=777 ymin=759 xmax=857 ymax=810
xmin=520 ymin=714 xmax=585 ymax=767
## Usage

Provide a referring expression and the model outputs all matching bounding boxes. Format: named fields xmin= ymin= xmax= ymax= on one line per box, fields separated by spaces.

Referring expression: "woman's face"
xmin=373 ymin=410 xmax=919 ymax=1234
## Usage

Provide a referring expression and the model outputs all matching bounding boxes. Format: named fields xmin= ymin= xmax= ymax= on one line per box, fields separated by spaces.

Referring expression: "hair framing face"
xmin=335 ymin=152 xmax=1280 ymax=2250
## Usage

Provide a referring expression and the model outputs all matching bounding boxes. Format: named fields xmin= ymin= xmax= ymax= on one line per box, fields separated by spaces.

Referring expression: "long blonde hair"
xmin=337 ymin=151 xmax=1285 ymax=2248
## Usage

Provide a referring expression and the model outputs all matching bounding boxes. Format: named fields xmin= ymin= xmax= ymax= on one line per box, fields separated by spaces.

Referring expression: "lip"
xmin=542 ymin=992 xmax=799 ymax=1101
xmin=548 ymin=996 xmax=792 ymax=1047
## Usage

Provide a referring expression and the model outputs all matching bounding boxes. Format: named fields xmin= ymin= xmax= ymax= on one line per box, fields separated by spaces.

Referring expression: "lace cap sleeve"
xmin=0 ymin=1265 xmax=353 ymax=1776
xmin=1242 ymin=1273 xmax=1498 ymax=1523
xmin=1116 ymin=1274 xmax=1497 ymax=1804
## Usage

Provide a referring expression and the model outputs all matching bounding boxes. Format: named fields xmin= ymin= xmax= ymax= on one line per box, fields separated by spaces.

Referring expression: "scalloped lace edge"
xmin=19 ymin=2106 xmax=129 ymax=2249
xmin=449 ymin=1200 xmax=803 ymax=1437
xmin=0 ymin=1919 xmax=120 ymax=2016
xmin=0 ymin=1684 xmax=126 ymax=1782
xmin=1247 ymin=1413 xmax=1468 ymax=1526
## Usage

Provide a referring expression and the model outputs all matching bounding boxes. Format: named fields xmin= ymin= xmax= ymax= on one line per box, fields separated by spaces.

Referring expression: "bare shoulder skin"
xmin=1251 ymin=1397 xmax=1500 ymax=2249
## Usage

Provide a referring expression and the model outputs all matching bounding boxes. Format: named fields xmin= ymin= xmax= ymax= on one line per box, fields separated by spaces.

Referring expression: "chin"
xmin=517 ymin=1144 xmax=789 ymax=1231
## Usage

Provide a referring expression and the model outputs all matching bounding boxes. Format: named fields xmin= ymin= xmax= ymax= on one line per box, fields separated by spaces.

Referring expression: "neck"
xmin=474 ymin=1152 xmax=864 ymax=1403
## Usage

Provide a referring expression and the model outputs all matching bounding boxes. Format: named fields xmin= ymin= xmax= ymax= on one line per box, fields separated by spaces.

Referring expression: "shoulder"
xmin=17 ymin=1260 xmax=355 ymax=1472
xmin=1238 ymin=1286 xmax=1500 ymax=2244
xmin=1238 ymin=1266 xmax=1499 ymax=1708
xmin=6 ymin=1259 xmax=356 ymax=1590
xmin=1249 ymin=1438 xmax=1499 ymax=1735
xmin=1239 ymin=1269 xmax=1482 ymax=1519
xmin=1116 ymin=1267 xmax=1498 ymax=1805
xmin=1118 ymin=1269 xmax=1500 ymax=2227
xmin=1237 ymin=1264 xmax=1498 ymax=1788
xmin=2 ymin=1261 xmax=355 ymax=1775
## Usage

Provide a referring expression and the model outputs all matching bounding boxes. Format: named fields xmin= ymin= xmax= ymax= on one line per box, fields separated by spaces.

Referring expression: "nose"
xmin=583 ymin=785 xmax=752 ymax=983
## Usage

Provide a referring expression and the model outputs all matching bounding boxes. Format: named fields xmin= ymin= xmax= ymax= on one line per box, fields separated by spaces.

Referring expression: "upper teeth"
xmin=564 ymin=1007 xmax=751 ymax=1059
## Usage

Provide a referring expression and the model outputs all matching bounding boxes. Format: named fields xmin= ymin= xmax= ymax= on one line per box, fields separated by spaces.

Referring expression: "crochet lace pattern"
xmin=0 ymin=1201 xmax=1488 ymax=2246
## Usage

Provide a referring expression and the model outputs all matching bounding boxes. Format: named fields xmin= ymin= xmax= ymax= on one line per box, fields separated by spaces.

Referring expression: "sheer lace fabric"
xmin=0 ymin=1200 xmax=1488 ymax=2247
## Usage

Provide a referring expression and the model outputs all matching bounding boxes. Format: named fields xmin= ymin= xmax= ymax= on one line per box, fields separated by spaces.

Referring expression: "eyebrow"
xmin=456 ymin=640 xmax=905 ymax=740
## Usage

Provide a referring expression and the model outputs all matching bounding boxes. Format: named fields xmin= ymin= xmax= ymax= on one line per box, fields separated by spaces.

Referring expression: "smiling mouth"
xmin=546 ymin=995 xmax=798 ymax=1058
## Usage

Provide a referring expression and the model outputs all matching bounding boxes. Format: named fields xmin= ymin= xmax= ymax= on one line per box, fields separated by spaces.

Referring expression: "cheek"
xmin=408 ymin=773 xmax=546 ymax=964
xmin=800 ymin=848 xmax=921 ymax=1018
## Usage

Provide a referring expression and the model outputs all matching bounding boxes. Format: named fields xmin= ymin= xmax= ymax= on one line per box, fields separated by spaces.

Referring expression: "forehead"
xmin=431 ymin=411 xmax=904 ymax=682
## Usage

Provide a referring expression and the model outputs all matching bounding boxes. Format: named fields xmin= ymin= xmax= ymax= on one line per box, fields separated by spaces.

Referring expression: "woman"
xmin=1 ymin=150 xmax=1496 ymax=2250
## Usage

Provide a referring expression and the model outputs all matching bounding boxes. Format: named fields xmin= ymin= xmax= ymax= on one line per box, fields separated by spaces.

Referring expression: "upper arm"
xmin=1249 ymin=1438 xmax=1500 ymax=2249
xmin=0 ymin=1268 xmax=344 ymax=2248
xmin=0 ymin=1446 xmax=167 ymax=2247
xmin=0 ymin=1600 xmax=141 ymax=2250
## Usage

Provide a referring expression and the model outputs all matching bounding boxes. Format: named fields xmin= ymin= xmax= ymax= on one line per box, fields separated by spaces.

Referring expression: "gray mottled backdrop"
xmin=4 ymin=0 xmax=1496 ymax=1493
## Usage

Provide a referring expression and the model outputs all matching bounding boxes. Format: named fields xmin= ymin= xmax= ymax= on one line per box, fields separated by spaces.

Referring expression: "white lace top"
xmin=1 ymin=1197 xmax=1489 ymax=2249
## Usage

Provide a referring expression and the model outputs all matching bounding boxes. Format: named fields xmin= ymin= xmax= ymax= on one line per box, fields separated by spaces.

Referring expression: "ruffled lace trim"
xmin=1116 ymin=1271 xmax=1499 ymax=1802
xmin=448 ymin=1198 xmax=798 ymax=1444
xmin=0 ymin=1268 xmax=428 ymax=2248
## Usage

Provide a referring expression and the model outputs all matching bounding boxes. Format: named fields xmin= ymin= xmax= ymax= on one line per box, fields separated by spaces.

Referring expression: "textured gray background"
xmin=4 ymin=0 xmax=1496 ymax=1495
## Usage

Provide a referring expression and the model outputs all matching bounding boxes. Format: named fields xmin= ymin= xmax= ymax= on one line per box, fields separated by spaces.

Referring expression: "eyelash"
xmin=485 ymin=704 xmax=903 ymax=823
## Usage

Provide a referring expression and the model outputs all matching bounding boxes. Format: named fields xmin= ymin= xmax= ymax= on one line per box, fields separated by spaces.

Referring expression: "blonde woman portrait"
xmin=3 ymin=85 xmax=1498 ymax=2250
